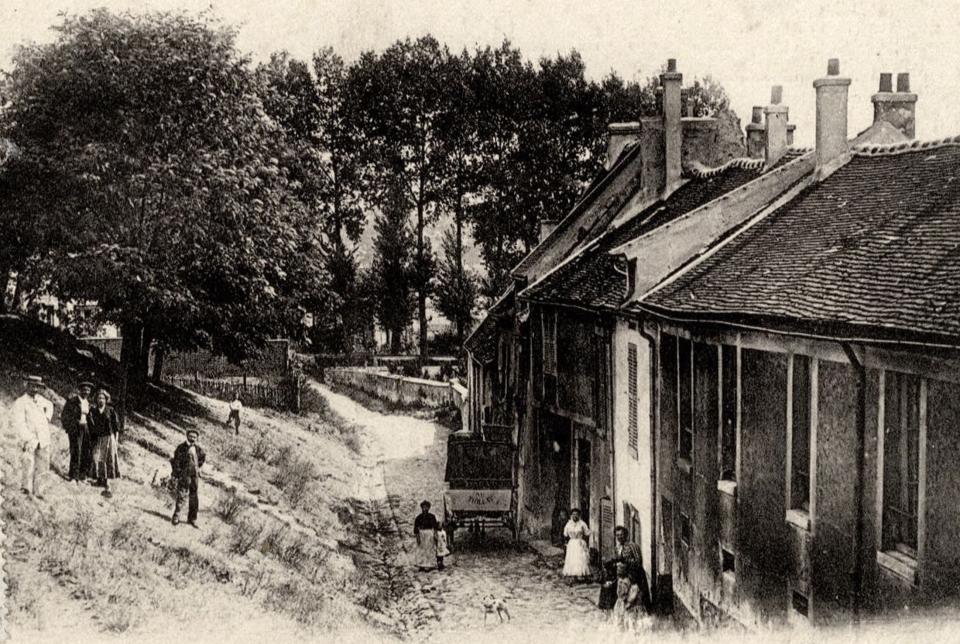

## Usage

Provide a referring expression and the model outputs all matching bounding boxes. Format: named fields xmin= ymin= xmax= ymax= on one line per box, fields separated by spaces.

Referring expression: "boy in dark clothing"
xmin=171 ymin=429 xmax=205 ymax=527
xmin=61 ymin=380 xmax=94 ymax=482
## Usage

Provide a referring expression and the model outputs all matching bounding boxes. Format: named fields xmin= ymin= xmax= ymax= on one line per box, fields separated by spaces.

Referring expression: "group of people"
xmin=8 ymin=373 xmax=207 ymax=528
xmin=9 ymin=374 xmax=120 ymax=498
xmin=61 ymin=377 xmax=122 ymax=496
xmin=560 ymin=509 xmax=653 ymax=631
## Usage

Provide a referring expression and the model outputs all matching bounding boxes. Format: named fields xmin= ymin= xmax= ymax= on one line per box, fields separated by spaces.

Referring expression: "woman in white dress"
xmin=562 ymin=508 xmax=591 ymax=580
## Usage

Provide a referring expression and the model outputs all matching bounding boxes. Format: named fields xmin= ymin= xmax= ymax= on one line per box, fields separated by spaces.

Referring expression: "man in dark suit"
xmin=171 ymin=429 xmax=206 ymax=527
xmin=61 ymin=379 xmax=94 ymax=482
xmin=600 ymin=525 xmax=652 ymax=613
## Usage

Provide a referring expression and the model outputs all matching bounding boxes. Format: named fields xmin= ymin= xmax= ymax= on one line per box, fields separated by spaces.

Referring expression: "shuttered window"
xmin=628 ymin=342 xmax=639 ymax=457
xmin=542 ymin=310 xmax=557 ymax=376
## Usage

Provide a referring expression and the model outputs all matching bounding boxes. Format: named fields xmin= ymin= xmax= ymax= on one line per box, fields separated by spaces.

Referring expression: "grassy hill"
xmin=0 ymin=314 xmax=406 ymax=643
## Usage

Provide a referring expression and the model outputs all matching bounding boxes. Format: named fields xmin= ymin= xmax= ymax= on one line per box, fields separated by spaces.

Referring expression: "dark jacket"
xmin=171 ymin=441 xmax=206 ymax=481
xmin=88 ymin=405 xmax=120 ymax=439
xmin=414 ymin=511 xmax=439 ymax=533
xmin=61 ymin=395 xmax=91 ymax=435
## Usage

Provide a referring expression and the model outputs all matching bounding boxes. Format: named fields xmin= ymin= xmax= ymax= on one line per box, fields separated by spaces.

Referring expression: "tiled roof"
xmin=642 ymin=141 xmax=960 ymax=344
xmin=522 ymin=162 xmax=771 ymax=310
xmin=464 ymin=288 xmax=513 ymax=363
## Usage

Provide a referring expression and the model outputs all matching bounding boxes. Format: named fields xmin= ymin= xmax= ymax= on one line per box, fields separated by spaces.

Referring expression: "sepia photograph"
xmin=1 ymin=1 xmax=960 ymax=642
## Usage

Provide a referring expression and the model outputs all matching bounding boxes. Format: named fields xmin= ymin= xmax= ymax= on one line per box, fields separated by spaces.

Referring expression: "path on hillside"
xmin=312 ymin=382 xmax=606 ymax=642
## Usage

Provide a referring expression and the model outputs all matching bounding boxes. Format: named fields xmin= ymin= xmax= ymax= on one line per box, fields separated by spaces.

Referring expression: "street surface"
xmin=315 ymin=384 xmax=612 ymax=642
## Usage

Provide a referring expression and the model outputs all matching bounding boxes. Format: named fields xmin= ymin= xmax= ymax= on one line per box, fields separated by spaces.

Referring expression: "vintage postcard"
xmin=1 ymin=1 xmax=959 ymax=642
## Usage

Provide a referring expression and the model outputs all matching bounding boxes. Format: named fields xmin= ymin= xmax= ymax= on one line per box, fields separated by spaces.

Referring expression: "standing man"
xmin=227 ymin=393 xmax=243 ymax=435
xmin=170 ymin=429 xmax=205 ymax=527
xmin=9 ymin=375 xmax=53 ymax=499
xmin=61 ymin=379 xmax=94 ymax=483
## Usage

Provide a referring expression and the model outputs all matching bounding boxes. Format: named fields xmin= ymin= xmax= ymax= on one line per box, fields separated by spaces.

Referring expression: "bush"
xmin=222 ymin=441 xmax=244 ymax=462
xmin=215 ymin=487 xmax=251 ymax=524
xmin=270 ymin=454 xmax=317 ymax=506
xmin=250 ymin=432 xmax=271 ymax=460
xmin=230 ymin=513 xmax=265 ymax=556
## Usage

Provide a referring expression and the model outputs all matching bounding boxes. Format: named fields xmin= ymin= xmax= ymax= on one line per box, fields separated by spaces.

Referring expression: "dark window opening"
xmin=678 ymin=338 xmax=693 ymax=461
xmin=627 ymin=342 xmax=639 ymax=457
xmin=791 ymin=355 xmax=811 ymax=513
xmin=679 ymin=513 xmax=692 ymax=549
xmin=792 ymin=590 xmax=809 ymax=617
xmin=721 ymin=548 xmax=735 ymax=574
xmin=720 ymin=344 xmax=738 ymax=481
xmin=883 ymin=371 xmax=921 ymax=557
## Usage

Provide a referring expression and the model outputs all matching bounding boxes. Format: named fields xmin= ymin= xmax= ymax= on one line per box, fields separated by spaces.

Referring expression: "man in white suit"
xmin=9 ymin=375 xmax=54 ymax=498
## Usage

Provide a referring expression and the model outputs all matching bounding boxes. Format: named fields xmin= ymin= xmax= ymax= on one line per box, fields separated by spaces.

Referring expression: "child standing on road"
xmin=436 ymin=522 xmax=450 ymax=570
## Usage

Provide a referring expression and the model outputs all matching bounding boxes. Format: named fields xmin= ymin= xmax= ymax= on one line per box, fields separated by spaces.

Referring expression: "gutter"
xmin=638 ymin=320 xmax=660 ymax=610
xmin=840 ymin=342 xmax=866 ymax=624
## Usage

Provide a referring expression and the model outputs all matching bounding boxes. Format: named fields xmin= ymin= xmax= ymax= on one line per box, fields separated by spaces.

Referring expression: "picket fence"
xmin=164 ymin=375 xmax=299 ymax=412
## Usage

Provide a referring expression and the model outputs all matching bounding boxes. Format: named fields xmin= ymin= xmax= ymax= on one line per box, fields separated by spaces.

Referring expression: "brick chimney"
xmin=764 ymin=85 xmax=789 ymax=165
xmin=661 ymin=59 xmax=683 ymax=192
xmin=606 ymin=122 xmax=641 ymax=170
xmin=745 ymin=106 xmax=765 ymax=158
xmin=814 ymin=58 xmax=851 ymax=175
xmin=871 ymin=72 xmax=917 ymax=138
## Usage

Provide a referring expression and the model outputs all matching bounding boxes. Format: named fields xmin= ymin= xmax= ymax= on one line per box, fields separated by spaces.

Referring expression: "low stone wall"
xmin=327 ymin=367 xmax=461 ymax=410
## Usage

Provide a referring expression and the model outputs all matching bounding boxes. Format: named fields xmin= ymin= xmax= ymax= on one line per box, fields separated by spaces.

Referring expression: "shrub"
xmin=109 ymin=516 xmax=142 ymax=549
xmin=270 ymin=454 xmax=317 ymax=506
xmin=215 ymin=488 xmax=251 ymax=524
xmin=250 ymin=432 xmax=271 ymax=460
xmin=222 ymin=441 xmax=244 ymax=462
xmin=230 ymin=513 xmax=265 ymax=556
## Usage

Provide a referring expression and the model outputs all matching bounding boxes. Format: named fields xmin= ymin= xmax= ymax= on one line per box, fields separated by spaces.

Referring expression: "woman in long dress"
xmin=413 ymin=500 xmax=439 ymax=571
xmin=88 ymin=389 xmax=121 ymax=498
xmin=562 ymin=508 xmax=591 ymax=580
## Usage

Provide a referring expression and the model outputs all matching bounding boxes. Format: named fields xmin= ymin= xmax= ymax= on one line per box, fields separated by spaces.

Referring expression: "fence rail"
xmin=164 ymin=375 xmax=299 ymax=412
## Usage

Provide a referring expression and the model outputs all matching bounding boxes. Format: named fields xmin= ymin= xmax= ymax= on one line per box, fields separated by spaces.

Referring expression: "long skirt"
xmin=91 ymin=433 xmax=121 ymax=480
xmin=562 ymin=537 xmax=591 ymax=577
xmin=414 ymin=530 xmax=438 ymax=570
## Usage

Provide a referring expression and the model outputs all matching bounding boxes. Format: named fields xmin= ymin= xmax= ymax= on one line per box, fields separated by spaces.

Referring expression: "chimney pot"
xmin=667 ymin=58 xmax=677 ymax=73
xmin=897 ymin=72 xmax=910 ymax=92
xmin=827 ymin=58 xmax=840 ymax=76
xmin=660 ymin=60 xmax=683 ymax=192
xmin=770 ymin=85 xmax=783 ymax=105
xmin=751 ymin=106 xmax=763 ymax=124
xmin=814 ymin=59 xmax=851 ymax=174
xmin=879 ymin=73 xmax=893 ymax=93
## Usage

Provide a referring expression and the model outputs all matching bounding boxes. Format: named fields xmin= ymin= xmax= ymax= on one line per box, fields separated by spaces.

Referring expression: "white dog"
xmin=482 ymin=595 xmax=511 ymax=624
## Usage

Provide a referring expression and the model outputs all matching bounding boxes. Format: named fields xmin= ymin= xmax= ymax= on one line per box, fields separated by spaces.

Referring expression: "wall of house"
xmin=612 ymin=319 xmax=655 ymax=587
xmin=654 ymin=323 xmax=960 ymax=628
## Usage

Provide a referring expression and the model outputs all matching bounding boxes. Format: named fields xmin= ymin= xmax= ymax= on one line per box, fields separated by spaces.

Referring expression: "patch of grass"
xmin=215 ymin=487 xmax=252 ymax=524
xmin=270 ymin=453 xmax=317 ymax=507
xmin=229 ymin=513 xmax=265 ymax=556
xmin=222 ymin=441 xmax=244 ymax=462
xmin=250 ymin=432 xmax=271 ymax=460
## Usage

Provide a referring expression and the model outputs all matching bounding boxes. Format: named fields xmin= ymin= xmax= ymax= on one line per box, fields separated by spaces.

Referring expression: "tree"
xmin=256 ymin=49 xmax=370 ymax=353
xmin=0 ymin=9 xmax=320 ymax=413
xmin=433 ymin=225 xmax=477 ymax=347
xmin=369 ymin=183 xmax=415 ymax=354
xmin=351 ymin=37 xmax=454 ymax=359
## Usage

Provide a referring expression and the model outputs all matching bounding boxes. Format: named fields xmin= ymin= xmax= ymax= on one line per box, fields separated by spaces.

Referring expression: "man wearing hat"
xmin=9 ymin=375 xmax=54 ymax=498
xmin=61 ymin=377 xmax=95 ymax=483
xmin=170 ymin=428 xmax=206 ymax=527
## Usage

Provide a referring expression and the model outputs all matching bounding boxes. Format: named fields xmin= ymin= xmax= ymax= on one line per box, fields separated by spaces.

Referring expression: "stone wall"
xmin=326 ymin=367 xmax=463 ymax=411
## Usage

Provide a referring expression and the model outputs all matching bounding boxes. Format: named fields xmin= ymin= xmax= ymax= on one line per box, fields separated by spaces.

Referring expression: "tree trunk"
xmin=118 ymin=321 xmax=144 ymax=424
xmin=390 ymin=325 xmax=402 ymax=354
xmin=152 ymin=344 xmax=166 ymax=385
xmin=416 ymin=200 xmax=428 ymax=360
xmin=138 ymin=327 xmax=154 ymax=387
xmin=455 ymin=188 xmax=465 ymax=350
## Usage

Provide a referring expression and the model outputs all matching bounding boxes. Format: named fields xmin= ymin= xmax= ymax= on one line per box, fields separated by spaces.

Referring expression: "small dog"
xmin=481 ymin=595 xmax=511 ymax=624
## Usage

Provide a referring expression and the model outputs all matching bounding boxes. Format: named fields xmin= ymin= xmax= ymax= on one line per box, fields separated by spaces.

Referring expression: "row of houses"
xmin=465 ymin=58 xmax=960 ymax=627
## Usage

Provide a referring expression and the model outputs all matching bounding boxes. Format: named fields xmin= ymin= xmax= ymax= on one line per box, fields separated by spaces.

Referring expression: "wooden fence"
xmin=164 ymin=375 xmax=299 ymax=412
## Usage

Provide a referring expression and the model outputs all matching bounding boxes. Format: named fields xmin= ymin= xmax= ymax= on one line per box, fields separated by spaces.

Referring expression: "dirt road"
xmin=314 ymin=383 xmax=612 ymax=643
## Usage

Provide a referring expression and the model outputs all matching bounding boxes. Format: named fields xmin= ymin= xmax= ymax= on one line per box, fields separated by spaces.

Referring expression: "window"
xmin=790 ymin=355 xmax=812 ymax=513
xmin=627 ymin=342 xmax=639 ymax=457
xmin=882 ymin=371 xmax=922 ymax=557
xmin=721 ymin=547 xmax=736 ymax=574
xmin=678 ymin=338 xmax=693 ymax=462
xmin=791 ymin=590 xmax=809 ymax=618
xmin=626 ymin=258 xmax=638 ymax=297
xmin=678 ymin=512 xmax=692 ymax=581
xmin=720 ymin=344 xmax=738 ymax=481
xmin=542 ymin=310 xmax=557 ymax=376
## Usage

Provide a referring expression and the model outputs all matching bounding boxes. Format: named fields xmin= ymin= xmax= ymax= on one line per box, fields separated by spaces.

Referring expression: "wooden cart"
xmin=443 ymin=426 xmax=518 ymax=543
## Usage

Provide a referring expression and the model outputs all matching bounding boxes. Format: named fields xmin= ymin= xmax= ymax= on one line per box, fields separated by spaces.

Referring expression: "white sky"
xmin=3 ymin=0 xmax=960 ymax=146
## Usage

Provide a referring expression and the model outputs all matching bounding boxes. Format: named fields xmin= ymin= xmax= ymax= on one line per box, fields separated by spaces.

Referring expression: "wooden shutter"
xmin=628 ymin=342 xmax=639 ymax=457
xmin=542 ymin=311 xmax=557 ymax=376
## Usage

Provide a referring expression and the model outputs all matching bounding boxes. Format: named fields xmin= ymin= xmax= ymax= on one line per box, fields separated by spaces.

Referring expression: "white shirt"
xmin=229 ymin=400 xmax=243 ymax=412
xmin=79 ymin=398 xmax=90 ymax=425
xmin=9 ymin=393 xmax=53 ymax=449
